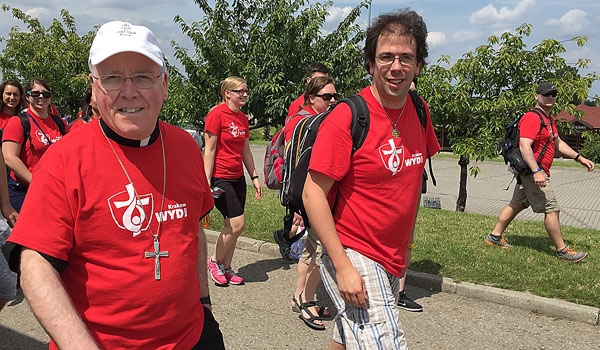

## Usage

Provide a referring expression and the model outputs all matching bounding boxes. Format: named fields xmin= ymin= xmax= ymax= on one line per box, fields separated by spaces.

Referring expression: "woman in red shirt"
xmin=284 ymin=75 xmax=337 ymax=330
xmin=204 ymin=76 xmax=262 ymax=286
xmin=2 ymin=78 xmax=68 ymax=212
xmin=0 ymin=79 xmax=26 ymax=129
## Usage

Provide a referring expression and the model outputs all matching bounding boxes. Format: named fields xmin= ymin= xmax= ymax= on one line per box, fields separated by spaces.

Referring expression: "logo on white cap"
xmin=88 ymin=21 xmax=164 ymax=70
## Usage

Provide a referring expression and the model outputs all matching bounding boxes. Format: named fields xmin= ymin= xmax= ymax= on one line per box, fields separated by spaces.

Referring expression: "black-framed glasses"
xmin=230 ymin=89 xmax=250 ymax=96
xmin=28 ymin=90 xmax=53 ymax=99
xmin=315 ymin=93 xmax=339 ymax=101
xmin=92 ymin=73 xmax=163 ymax=91
xmin=375 ymin=53 xmax=416 ymax=66
xmin=542 ymin=91 xmax=557 ymax=97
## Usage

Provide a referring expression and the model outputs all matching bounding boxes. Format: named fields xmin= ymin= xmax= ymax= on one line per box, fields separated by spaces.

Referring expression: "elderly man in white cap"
xmin=485 ymin=82 xmax=594 ymax=263
xmin=3 ymin=21 xmax=224 ymax=349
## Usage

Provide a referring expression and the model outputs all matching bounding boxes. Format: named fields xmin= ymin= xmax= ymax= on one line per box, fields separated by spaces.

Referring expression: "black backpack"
xmin=280 ymin=91 xmax=435 ymax=233
xmin=18 ymin=111 xmax=67 ymax=151
xmin=499 ymin=108 xmax=551 ymax=175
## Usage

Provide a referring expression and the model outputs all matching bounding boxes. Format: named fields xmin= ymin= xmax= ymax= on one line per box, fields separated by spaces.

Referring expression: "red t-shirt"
xmin=68 ymin=118 xmax=87 ymax=132
xmin=0 ymin=111 xmax=14 ymax=129
xmin=309 ymin=87 xmax=440 ymax=277
xmin=284 ymin=106 xmax=316 ymax=142
xmin=518 ymin=109 xmax=557 ymax=175
xmin=1 ymin=107 xmax=68 ymax=183
xmin=8 ymin=120 xmax=214 ymax=349
xmin=287 ymin=94 xmax=305 ymax=117
xmin=204 ymin=103 xmax=249 ymax=179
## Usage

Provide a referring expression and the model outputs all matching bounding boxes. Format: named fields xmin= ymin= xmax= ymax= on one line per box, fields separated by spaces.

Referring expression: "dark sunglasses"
xmin=315 ymin=93 xmax=339 ymax=101
xmin=28 ymin=90 xmax=53 ymax=98
xmin=542 ymin=91 xmax=557 ymax=97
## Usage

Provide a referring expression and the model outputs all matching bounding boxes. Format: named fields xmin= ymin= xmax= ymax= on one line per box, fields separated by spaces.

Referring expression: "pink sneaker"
xmin=207 ymin=259 xmax=227 ymax=286
xmin=224 ymin=266 xmax=244 ymax=285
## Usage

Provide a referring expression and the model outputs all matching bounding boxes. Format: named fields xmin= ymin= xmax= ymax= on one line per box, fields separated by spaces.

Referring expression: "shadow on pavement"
xmin=238 ymin=257 xmax=294 ymax=283
xmin=0 ymin=325 xmax=47 ymax=350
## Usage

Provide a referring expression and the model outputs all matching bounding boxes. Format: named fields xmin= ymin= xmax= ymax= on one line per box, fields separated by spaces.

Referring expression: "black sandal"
xmin=298 ymin=292 xmax=326 ymax=331
xmin=293 ymin=292 xmax=331 ymax=319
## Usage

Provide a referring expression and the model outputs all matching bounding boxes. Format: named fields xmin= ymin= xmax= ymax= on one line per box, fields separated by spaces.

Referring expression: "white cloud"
xmin=547 ymin=9 xmax=591 ymax=34
xmin=469 ymin=0 xmax=535 ymax=27
xmin=451 ymin=30 xmax=480 ymax=43
xmin=427 ymin=31 xmax=447 ymax=47
xmin=323 ymin=6 xmax=354 ymax=33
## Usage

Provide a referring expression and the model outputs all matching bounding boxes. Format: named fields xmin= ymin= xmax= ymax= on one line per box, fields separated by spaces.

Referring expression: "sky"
xmin=1 ymin=0 xmax=599 ymax=98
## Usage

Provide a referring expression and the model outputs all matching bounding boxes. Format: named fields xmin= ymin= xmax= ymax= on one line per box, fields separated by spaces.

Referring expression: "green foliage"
xmin=579 ymin=131 xmax=600 ymax=163
xmin=419 ymin=23 xmax=598 ymax=162
xmin=0 ymin=5 xmax=95 ymax=117
xmin=168 ymin=0 xmax=370 ymax=132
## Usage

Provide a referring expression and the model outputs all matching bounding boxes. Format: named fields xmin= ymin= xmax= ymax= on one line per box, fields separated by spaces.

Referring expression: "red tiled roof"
xmin=556 ymin=104 xmax=600 ymax=129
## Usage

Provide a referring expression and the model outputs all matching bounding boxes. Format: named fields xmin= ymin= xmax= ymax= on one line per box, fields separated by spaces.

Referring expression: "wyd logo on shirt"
xmin=378 ymin=139 xmax=424 ymax=175
xmin=229 ymin=122 xmax=246 ymax=138
xmin=34 ymin=129 xmax=62 ymax=146
xmin=108 ymin=183 xmax=154 ymax=237
xmin=379 ymin=139 xmax=404 ymax=175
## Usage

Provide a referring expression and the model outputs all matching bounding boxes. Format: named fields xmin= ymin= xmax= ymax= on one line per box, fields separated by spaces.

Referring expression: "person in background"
xmin=69 ymin=87 xmax=99 ymax=131
xmin=3 ymin=20 xmax=224 ymax=348
xmin=287 ymin=62 xmax=329 ymax=117
xmin=284 ymin=75 xmax=337 ymax=330
xmin=485 ymin=82 xmax=593 ymax=263
xmin=0 ymin=79 xmax=26 ymax=129
xmin=303 ymin=9 xmax=440 ymax=349
xmin=2 ymin=78 xmax=68 ymax=212
xmin=204 ymin=76 xmax=262 ymax=286
xmin=274 ymin=62 xmax=331 ymax=261
xmin=396 ymin=80 xmax=423 ymax=313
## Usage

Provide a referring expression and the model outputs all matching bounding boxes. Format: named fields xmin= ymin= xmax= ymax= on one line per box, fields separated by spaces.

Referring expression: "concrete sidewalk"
xmin=1 ymin=234 xmax=599 ymax=349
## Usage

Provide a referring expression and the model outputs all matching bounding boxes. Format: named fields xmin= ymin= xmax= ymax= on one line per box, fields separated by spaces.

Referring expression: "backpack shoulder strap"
xmin=49 ymin=113 xmax=67 ymax=136
xmin=409 ymin=90 xmax=436 ymax=187
xmin=18 ymin=112 xmax=32 ymax=148
xmin=343 ymin=95 xmax=369 ymax=152
xmin=409 ymin=90 xmax=426 ymax=130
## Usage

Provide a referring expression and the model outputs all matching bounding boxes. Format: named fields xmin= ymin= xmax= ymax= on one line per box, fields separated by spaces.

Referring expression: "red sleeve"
xmin=1 ymin=115 xmax=24 ymax=144
xmin=204 ymin=105 xmax=223 ymax=136
xmin=519 ymin=111 xmax=543 ymax=140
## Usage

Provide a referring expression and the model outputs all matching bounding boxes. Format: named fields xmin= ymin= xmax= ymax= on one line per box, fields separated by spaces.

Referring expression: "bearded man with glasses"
xmin=485 ymin=82 xmax=594 ymax=263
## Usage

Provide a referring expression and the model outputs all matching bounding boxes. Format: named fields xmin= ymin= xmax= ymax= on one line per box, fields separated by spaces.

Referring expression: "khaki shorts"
xmin=511 ymin=172 xmax=559 ymax=213
xmin=299 ymin=229 xmax=322 ymax=266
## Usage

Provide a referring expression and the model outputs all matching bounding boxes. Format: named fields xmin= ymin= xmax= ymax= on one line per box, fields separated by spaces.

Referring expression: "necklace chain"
xmin=101 ymin=126 xmax=167 ymax=239
xmin=371 ymin=86 xmax=407 ymax=138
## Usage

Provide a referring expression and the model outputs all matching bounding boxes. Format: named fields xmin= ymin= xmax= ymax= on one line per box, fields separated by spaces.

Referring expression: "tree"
xmin=0 ymin=5 xmax=95 ymax=117
xmin=418 ymin=24 xmax=598 ymax=212
xmin=167 ymin=0 xmax=370 ymax=131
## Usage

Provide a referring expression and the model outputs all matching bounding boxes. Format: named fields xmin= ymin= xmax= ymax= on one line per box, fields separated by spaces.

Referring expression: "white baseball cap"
xmin=88 ymin=21 xmax=164 ymax=69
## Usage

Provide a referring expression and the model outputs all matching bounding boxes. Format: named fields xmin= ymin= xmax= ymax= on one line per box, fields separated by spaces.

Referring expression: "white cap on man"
xmin=88 ymin=21 xmax=164 ymax=70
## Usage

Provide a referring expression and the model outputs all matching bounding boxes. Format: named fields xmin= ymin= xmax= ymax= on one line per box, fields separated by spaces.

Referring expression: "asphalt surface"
xmin=1 ymin=146 xmax=599 ymax=349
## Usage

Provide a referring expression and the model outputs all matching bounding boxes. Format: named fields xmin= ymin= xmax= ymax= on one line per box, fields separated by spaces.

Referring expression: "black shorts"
xmin=212 ymin=176 xmax=246 ymax=218
xmin=192 ymin=307 xmax=225 ymax=349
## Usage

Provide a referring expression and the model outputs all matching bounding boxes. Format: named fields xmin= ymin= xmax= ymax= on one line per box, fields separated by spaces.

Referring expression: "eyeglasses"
xmin=375 ymin=53 xmax=417 ymax=66
xmin=28 ymin=90 xmax=53 ymax=99
xmin=542 ymin=91 xmax=557 ymax=97
xmin=230 ymin=89 xmax=250 ymax=96
xmin=92 ymin=73 xmax=163 ymax=91
xmin=315 ymin=93 xmax=339 ymax=101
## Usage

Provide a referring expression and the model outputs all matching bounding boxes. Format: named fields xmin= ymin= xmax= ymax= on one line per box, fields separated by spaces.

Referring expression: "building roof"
xmin=556 ymin=104 xmax=600 ymax=129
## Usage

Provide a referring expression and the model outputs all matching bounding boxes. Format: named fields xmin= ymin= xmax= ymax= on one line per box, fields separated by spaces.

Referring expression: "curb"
xmin=204 ymin=230 xmax=600 ymax=326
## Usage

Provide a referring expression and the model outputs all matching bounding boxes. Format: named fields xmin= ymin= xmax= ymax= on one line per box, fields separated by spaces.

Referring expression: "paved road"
xmin=1 ymin=241 xmax=599 ymax=350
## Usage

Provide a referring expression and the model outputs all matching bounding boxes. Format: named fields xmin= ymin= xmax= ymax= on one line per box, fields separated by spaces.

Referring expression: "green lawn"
xmin=206 ymin=186 xmax=599 ymax=308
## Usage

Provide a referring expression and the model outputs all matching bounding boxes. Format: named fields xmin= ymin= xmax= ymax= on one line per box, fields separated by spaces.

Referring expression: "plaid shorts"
xmin=320 ymin=248 xmax=408 ymax=350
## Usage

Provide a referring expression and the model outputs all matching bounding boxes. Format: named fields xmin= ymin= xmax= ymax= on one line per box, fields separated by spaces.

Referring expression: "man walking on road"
xmin=485 ymin=82 xmax=594 ymax=263
xmin=303 ymin=9 xmax=440 ymax=349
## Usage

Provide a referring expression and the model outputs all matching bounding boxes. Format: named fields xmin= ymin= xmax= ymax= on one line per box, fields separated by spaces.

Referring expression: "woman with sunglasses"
xmin=204 ymin=76 xmax=262 ymax=287
xmin=2 ymin=78 xmax=69 ymax=212
xmin=283 ymin=75 xmax=337 ymax=330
